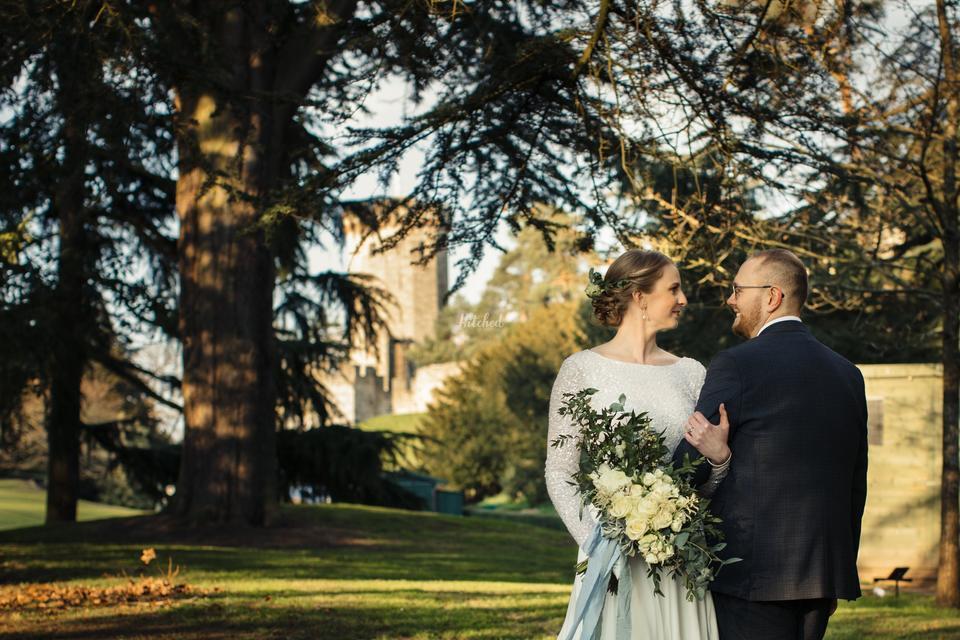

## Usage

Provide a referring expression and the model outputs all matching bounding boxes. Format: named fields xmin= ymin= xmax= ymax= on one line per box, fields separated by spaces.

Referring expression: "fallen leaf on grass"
xmin=0 ymin=577 xmax=209 ymax=613
xmin=140 ymin=548 xmax=157 ymax=565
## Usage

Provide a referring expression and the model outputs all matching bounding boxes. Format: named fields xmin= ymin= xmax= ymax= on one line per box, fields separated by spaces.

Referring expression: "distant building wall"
xmin=315 ymin=205 xmax=453 ymax=424
xmin=392 ymin=361 xmax=463 ymax=415
xmin=342 ymin=206 xmax=448 ymax=385
xmin=322 ymin=360 xmax=463 ymax=425
xmin=858 ymin=363 xmax=941 ymax=585
xmin=323 ymin=365 xmax=394 ymax=425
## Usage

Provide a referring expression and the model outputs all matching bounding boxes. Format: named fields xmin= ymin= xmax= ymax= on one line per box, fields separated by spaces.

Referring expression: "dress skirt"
xmin=557 ymin=545 xmax=720 ymax=640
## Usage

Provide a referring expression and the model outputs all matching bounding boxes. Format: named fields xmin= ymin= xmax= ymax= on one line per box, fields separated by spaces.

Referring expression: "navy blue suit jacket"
xmin=673 ymin=320 xmax=868 ymax=601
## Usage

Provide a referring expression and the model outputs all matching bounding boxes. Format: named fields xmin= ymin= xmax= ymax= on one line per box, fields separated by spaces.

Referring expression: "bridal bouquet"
xmin=551 ymin=387 xmax=737 ymax=601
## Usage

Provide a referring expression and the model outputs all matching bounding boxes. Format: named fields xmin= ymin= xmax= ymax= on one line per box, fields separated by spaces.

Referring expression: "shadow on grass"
xmin=0 ymin=597 xmax=569 ymax=640
xmin=0 ymin=502 xmax=582 ymax=638
xmin=0 ymin=503 xmax=579 ymax=589
xmin=0 ymin=529 xmax=578 ymax=586
xmin=0 ymin=504 xmax=573 ymax=550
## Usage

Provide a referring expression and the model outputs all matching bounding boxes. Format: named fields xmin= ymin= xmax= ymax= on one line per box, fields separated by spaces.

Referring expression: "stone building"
xmin=321 ymin=206 xmax=461 ymax=425
xmin=858 ymin=363 xmax=942 ymax=587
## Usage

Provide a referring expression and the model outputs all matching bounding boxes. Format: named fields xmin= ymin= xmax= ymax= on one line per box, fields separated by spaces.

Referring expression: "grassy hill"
xmin=0 ymin=482 xmax=957 ymax=639
xmin=0 ymin=478 xmax=146 ymax=531
xmin=359 ymin=413 xmax=428 ymax=470
xmin=359 ymin=413 xmax=426 ymax=434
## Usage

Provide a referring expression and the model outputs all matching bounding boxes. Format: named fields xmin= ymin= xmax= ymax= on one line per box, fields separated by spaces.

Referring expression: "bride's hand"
xmin=684 ymin=404 xmax=731 ymax=465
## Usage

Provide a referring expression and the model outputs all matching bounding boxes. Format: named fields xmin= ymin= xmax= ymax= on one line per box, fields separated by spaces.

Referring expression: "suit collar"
xmin=755 ymin=319 xmax=808 ymax=337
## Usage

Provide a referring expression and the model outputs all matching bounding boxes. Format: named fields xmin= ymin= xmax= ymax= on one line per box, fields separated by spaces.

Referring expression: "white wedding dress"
xmin=546 ymin=349 xmax=727 ymax=640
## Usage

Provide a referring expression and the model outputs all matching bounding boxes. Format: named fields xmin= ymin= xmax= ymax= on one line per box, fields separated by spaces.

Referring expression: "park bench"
xmin=873 ymin=567 xmax=913 ymax=597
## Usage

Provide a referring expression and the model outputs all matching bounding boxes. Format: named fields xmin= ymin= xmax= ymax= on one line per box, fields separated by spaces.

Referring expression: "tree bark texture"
xmin=45 ymin=42 xmax=92 ymax=524
xmin=171 ymin=6 xmax=280 ymax=525
xmin=936 ymin=0 xmax=960 ymax=608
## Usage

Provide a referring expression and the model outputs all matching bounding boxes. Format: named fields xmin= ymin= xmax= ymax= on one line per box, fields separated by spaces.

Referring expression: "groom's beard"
xmin=731 ymin=306 xmax=761 ymax=338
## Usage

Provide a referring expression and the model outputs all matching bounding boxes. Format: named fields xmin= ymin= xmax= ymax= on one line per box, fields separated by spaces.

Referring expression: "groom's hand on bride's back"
xmin=683 ymin=403 xmax=731 ymax=465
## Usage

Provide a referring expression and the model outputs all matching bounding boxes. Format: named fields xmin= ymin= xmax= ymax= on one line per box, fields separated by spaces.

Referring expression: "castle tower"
xmin=335 ymin=203 xmax=450 ymax=421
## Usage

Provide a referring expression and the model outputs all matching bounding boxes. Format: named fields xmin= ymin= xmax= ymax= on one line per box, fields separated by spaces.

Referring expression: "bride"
xmin=546 ymin=249 xmax=732 ymax=640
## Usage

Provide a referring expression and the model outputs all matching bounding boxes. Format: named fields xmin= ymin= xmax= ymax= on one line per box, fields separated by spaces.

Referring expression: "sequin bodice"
xmin=545 ymin=349 xmax=719 ymax=548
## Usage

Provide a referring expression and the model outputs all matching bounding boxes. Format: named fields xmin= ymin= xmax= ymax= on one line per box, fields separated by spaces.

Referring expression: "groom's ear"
xmin=766 ymin=286 xmax=786 ymax=311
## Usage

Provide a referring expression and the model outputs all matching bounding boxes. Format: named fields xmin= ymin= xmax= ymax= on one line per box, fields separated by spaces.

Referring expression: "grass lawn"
xmin=1 ymin=481 xmax=958 ymax=639
xmin=359 ymin=413 xmax=427 ymax=434
xmin=359 ymin=413 xmax=428 ymax=469
xmin=0 ymin=479 xmax=146 ymax=531
xmin=468 ymin=495 xmax=567 ymax=532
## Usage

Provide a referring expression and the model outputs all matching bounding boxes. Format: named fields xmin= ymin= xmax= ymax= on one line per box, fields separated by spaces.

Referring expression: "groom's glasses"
xmin=731 ymin=284 xmax=784 ymax=299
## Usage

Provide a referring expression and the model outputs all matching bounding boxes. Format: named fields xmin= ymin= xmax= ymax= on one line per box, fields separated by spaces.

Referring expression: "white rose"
xmin=593 ymin=467 xmax=632 ymax=496
xmin=670 ymin=518 xmax=684 ymax=533
xmin=609 ymin=493 xmax=634 ymax=519
xmin=651 ymin=510 xmax=673 ymax=531
xmin=614 ymin=443 xmax=626 ymax=458
xmin=652 ymin=480 xmax=674 ymax=497
xmin=632 ymin=496 xmax=657 ymax=520
xmin=641 ymin=472 xmax=656 ymax=487
xmin=638 ymin=533 xmax=659 ymax=552
xmin=644 ymin=553 xmax=659 ymax=565
xmin=624 ymin=516 xmax=648 ymax=541
xmin=589 ymin=465 xmax=608 ymax=490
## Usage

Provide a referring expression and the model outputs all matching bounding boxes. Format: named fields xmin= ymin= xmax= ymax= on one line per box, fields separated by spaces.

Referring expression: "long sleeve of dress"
xmin=699 ymin=457 xmax=731 ymax=498
xmin=545 ymin=356 xmax=598 ymax=549
xmin=687 ymin=359 xmax=730 ymax=498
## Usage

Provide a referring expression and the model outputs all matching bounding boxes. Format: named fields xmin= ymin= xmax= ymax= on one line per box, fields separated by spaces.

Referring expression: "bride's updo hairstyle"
xmin=591 ymin=249 xmax=673 ymax=327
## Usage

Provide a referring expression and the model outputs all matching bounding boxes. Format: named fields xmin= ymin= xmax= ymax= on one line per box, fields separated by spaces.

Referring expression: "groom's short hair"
xmin=751 ymin=249 xmax=808 ymax=309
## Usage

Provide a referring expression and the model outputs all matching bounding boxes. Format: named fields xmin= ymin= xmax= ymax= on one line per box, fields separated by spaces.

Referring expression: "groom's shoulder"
xmin=716 ymin=331 xmax=862 ymax=380
xmin=816 ymin=340 xmax=864 ymax=381
xmin=704 ymin=334 xmax=788 ymax=371
xmin=706 ymin=341 xmax=751 ymax=368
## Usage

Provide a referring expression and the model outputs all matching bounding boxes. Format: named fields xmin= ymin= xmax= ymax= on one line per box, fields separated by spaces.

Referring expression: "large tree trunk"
xmin=171 ymin=8 xmax=279 ymax=525
xmin=939 ymin=253 xmax=960 ymax=607
xmin=45 ymin=47 xmax=90 ymax=525
xmin=45 ymin=191 xmax=85 ymax=524
xmin=936 ymin=0 xmax=960 ymax=608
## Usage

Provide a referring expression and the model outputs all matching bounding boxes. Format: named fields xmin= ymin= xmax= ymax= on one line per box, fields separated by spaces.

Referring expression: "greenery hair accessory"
xmin=585 ymin=268 xmax=634 ymax=300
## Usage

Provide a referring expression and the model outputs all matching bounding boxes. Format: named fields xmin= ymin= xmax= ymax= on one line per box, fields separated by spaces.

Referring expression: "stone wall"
xmin=858 ymin=363 xmax=942 ymax=586
xmin=332 ymin=205 xmax=450 ymax=421
xmin=391 ymin=361 xmax=463 ymax=415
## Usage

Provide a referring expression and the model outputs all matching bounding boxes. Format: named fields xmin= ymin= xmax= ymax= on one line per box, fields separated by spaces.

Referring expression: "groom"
xmin=674 ymin=249 xmax=868 ymax=640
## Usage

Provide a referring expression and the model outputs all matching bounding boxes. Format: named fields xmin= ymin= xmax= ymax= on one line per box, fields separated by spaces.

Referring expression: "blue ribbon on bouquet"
xmin=560 ymin=523 xmax=632 ymax=640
